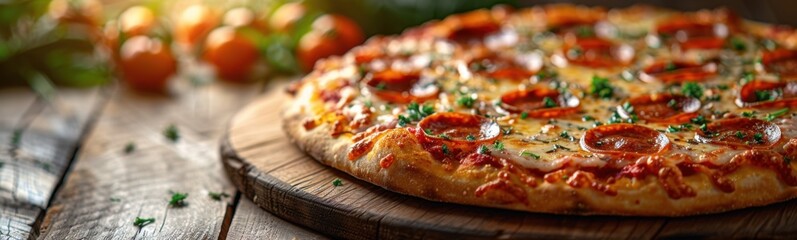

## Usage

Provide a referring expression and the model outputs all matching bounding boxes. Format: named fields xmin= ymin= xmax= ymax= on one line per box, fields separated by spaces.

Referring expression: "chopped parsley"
xmin=581 ymin=115 xmax=594 ymax=121
xmin=332 ymin=178 xmax=343 ymax=187
xmin=456 ymin=95 xmax=476 ymax=108
xmin=664 ymin=62 xmax=678 ymax=71
xmin=466 ymin=134 xmax=476 ymax=141
xmin=667 ymin=99 xmax=678 ymax=109
xmin=477 ymin=145 xmax=489 ymax=154
xmin=560 ymin=131 xmax=575 ymax=141
xmin=493 ymin=141 xmax=504 ymax=151
xmin=519 ymin=150 xmax=540 ymax=159
xmin=546 ymin=144 xmax=571 ymax=153
xmin=742 ymin=71 xmax=755 ymax=83
xmin=502 ymin=127 xmax=513 ymax=135
xmin=11 ymin=129 xmax=21 ymax=147
xmin=441 ymin=144 xmax=450 ymax=155
xmin=690 ymin=115 xmax=707 ymax=125
xmin=542 ymin=97 xmax=557 ymax=108
xmin=208 ymin=192 xmax=229 ymax=201
xmin=666 ymin=125 xmax=681 ymax=133
xmin=735 ymin=131 xmax=746 ymax=139
xmin=520 ymin=112 xmax=529 ymax=119
xmin=576 ymin=25 xmax=595 ymax=38
xmin=590 ymin=76 xmax=614 ymax=99
xmin=765 ymin=108 xmax=789 ymax=121
xmin=742 ymin=111 xmax=757 ymax=118
xmin=169 ymin=192 xmax=188 ymax=207
xmin=729 ymin=37 xmax=747 ymax=51
xmin=375 ymin=82 xmax=387 ymax=90
xmin=397 ymin=115 xmax=410 ymax=127
xmin=567 ymin=46 xmax=583 ymax=58
xmin=682 ymin=82 xmax=703 ymax=99
xmin=423 ymin=128 xmax=433 ymax=135
xmin=699 ymin=123 xmax=710 ymax=134
xmin=753 ymin=133 xmax=764 ymax=144
xmin=755 ymin=90 xmax=773 ymax=102
xmin=438 ymin=133 xmax=450 ymax=140
xmin=164 ymin=124 xmax=180 ymax=142
xmin=124 ymin=142 xmax=136 ymax=154
xmin=133 ymin=217 xmax=155 ymax=227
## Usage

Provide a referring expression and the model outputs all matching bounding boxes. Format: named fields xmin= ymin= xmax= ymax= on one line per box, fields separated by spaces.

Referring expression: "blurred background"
xmin=0 ymin=0 xmax=795 ymax=92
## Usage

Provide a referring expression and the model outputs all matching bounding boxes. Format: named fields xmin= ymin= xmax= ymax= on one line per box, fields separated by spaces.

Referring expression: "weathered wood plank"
xmin=0 ymin=87 xmax=104 ymax=240
xmin=38 ymin=82 xmax=263 ymax=239
xmin=226 ymin=197 xmax=328 ymax=240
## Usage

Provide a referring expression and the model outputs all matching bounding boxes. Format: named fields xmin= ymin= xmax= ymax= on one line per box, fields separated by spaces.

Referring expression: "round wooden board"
xmin=221 ymin=88 xmax=797 ymax=239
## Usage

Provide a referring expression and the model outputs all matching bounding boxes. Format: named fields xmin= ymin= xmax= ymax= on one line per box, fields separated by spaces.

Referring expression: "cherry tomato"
xmin=203 ymin=26 xmax=259 ymax=82
xmin=269 ymin=2 xmax=307 ymax=33
xmin=175 ymin=4 xmax=219 ymax=46
xmin=297 ymin=30 xmax=340 ymax=71
xmin=311 ymin=14 xmax=364 ymax=51
xmin=296 ymin=14 xmax=365 ymax=71
xmin=119 ymin=36 xmax=177 ymax=92
xmin=119 ymin=6 xmax=156 ymax=36
xmin=48 ymin=0 xmax=103 ymax=27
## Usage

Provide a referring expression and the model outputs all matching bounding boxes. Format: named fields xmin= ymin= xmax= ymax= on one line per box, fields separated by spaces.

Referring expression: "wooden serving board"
xmin=221 ymin=89 xmax=797 ymax=239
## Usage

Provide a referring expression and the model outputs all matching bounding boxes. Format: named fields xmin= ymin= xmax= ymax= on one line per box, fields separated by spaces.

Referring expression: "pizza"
xmin=282 ymin=4 xmax=797 ymax=216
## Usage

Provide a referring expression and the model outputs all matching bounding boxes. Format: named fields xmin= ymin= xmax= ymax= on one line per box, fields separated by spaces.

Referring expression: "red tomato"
xmin=119 ymin=6 xmax=156 ymax=36
xmin=311 ymin=14 xmax=365 ymax=50
xmin=203 ymin=26 xmax=259 ymax=82
xmin=119 ymin=36 xmax=177 ymax=92
xmin=269 ymin=2 xmax=307 ymax=33
xmin=296 ymin=30 xmax=340 ymax=71
xmin=175 ymin=4 xmax=219 ymax=46
xmin=297 ymin=14 xmax=365 ymax=71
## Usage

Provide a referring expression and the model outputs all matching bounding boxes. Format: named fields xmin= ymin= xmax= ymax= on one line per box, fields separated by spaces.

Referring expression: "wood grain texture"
xmin=222 ymin=91 xmax=797 ymax=240
xmin=38 ymin=83 xmax=262 ymax=240
xmin=226 ymin=197 xmax=329 ymax=240
xmin=0 ymin=87 xmax=104 ymax=240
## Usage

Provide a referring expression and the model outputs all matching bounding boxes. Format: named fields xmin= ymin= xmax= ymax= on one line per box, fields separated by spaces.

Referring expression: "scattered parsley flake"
xmin=164 ymin=125 xmax=180 ymax=142
xmin=735 ymin=131 xmax=746 ymax=139
xmin=590 ymin=76 xmax=614 ymax=99
xmin=667 ymin=99 xmax=678 ymax=109
xmin=364 ymin=100 xmax=373 ymax=108
xmin=466 ymin=134 xmax=476 ymax=141
xmin=520 ymin=112 xmax=528 ymax=119
xmin=133 ymin=217 xmax=155 ymax=227
xmin=664 ymin=62 xmax=678 ymax=71
xmin=765 ymin=108 xmax=789 ymax=121
xmin=169 ymin=192 xmax=188 ymax=207
xmin=493 ymin=141 xmax=504 ymax=151
xmin=332 ymin=178 xmax=343 ymax=187
xmin=11 ymin=129 xmax=21 ymax=147
xmin=682 ymin=82 xmax=704 ymax=99
xmin=124 ymin=142 xmax=136 ymax=154
xmin=742 ymin=111 xmax=756 ymax=118
xmin=666 ymin=125 xmax=681 ymax=133
xmin=397 ymin=115 xmax=410 ymax=127
xmin=208 ymin=192 xmax=229 ymax=201
xmin=730 ymin=37 xmax=747 ymax=51
xmin=477 ymin=145 xmax=489 ymax=154
xmin=441 ymin=144 xmax=450 ymax=155
xmin=110 ymin=197 xmax=121 ymax=202
xmin=456 ymin=95 xmax=475 ymax=108
xmin=755 ymin=90 xmax=773 ymax=102
xmin=423 ymin=128 xmax=433 ymax=135
xmin=502 ymin=127 xmax=513 ymax=135
xmin=581 ymin=115 xmax=594 ymax=121
xmin=375 ymin=82 xmax=387 ymax=90
xmin=542 ymin=97 xmax=557 ymax=108
xmin=519 ymin=150 xmax=540 ymax=159
xmin=438 ymin=133 xmax=450 ymax=139
xmin=690 ymin=115 xmax=707 ymax=125
xmin=753 ymin=133 xmax=764 ymax=144
xmin=742 ymin=72 xmax=755 ymax=83
xmin=699 ymin=123 xmax=709 ymax=133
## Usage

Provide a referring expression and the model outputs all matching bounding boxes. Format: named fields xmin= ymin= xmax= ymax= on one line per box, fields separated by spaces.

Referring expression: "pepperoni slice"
xmin=736 ymin=80 xmax=797 ymax=108
xmin=469 ymin=54 xmax=541 ymax=81
xmin=580 ymin=124 xmax=671 ymax=157
xmin=352 ymin=43 xmax=384 ymax=64
xmin=499 ymin=87 xmax=580 ymax=118
xmin=695 ymin=118 xmax=781 ymax=149
xmin=544 ymin=4 xmax=604 ymax=32
xmin=620 ymin=93 xmax=701 ymax=124
xmin=760 ymin=49 xmax=797 ymax=79
xmin=418 ymin=112 xmax=501 ymax=146
xmin=639 ymin=61 xmax=717 ymax=84
xmin=364 ymin=70 xmax=439 ymax=104
xmin=558 ymin=37 xmax=634 ymax=68
xmin=656 ymin=17 xmax=728 ymax=50
xmin=445 ymin=10 xmax=501 ymax=42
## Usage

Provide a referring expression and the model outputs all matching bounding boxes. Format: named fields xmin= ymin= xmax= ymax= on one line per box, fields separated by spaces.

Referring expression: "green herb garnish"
xmin=590 ymin=76 xmax=614 ymax=99
xmin=124 ymin=142 xmax=136 ymax=154
xmin=466 ymin=134 xmax=476 ymax=141
xmin=493 ymin=141 xmax=504 ymax=151
xmin=520 ymin=112 xmax=529 ymax=119
xmin=519 ymin=150 xmax=540 ymax=159
xmin=682 ymin=82 xmax=703 ymax=99
xmin=332 ymin=178 xmax=343 ymax=187
xmin=765 ymin=108 xmax=789 ymax=121
xmin=397 ymin=115 xmax=410 ymax=127
xmin=542 ymin=97 xmax=557 ymax=108
xmin=477 ymin=145 xmax=489 ymax=154
xmin=133 ymin=217 xmax=155 ymax=227
xmin=208 ymin=192 xmax=229 ymax=201
xmin=456 ymin=95 xmax=475 ymax=108
xmin=169 ymin=192 xmax=188 ymax=207
xmin=164 ymin=124 xmax=180 ymax=142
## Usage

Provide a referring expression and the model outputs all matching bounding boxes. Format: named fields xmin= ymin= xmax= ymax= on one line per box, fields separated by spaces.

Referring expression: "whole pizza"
xmin=283 ymin=4 xmax=797 ymax=216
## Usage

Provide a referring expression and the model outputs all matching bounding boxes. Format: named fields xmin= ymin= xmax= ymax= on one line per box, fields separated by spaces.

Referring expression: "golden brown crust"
xmin=282 ymin=4 xmax=797 ymax=216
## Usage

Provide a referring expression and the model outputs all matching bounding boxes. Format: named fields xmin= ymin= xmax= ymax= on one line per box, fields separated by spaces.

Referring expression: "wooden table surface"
xmin=0 ymin=79 xmax=326 ymax=240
